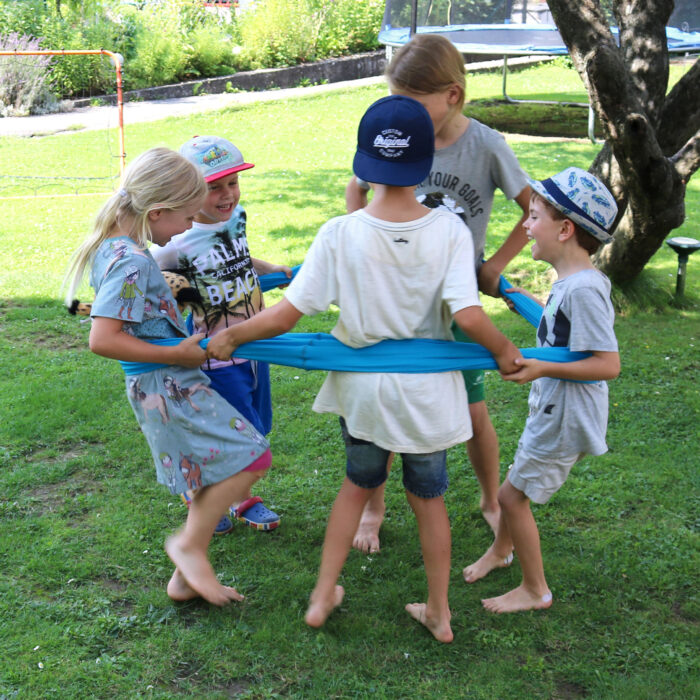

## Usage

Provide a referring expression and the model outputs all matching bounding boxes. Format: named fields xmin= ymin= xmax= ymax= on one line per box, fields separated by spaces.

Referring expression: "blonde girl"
xmin=345 ymin=33 xmax=532 ymax=556
xmin=65 ymin=148 xmax=273 ymax=605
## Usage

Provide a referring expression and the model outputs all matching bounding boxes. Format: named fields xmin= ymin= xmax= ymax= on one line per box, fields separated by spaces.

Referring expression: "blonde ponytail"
xmin=64 ymin=147 xmax=206 ymax=305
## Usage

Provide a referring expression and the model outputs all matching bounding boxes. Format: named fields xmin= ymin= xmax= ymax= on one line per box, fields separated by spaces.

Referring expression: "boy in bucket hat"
xmin=205 ymin=95 xmax=521 ymax=641
xmin=152 ymin=136 xmax=292 ymax=534
xmin=463 ymin=166 xmax=621 ymax=613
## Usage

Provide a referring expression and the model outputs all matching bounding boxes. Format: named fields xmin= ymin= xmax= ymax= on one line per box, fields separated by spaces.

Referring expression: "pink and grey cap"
xmin=528 ymin=167 xmax=618 ymax=243
xmin=180 ymin=135 xmax=254 ymax=182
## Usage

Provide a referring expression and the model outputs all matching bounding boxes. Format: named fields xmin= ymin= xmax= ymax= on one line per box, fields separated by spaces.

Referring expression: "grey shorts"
xmin=507 ymin=448 xmax=583 ymax=504
xmin=339 ymin=418 xmax=448 ymax=499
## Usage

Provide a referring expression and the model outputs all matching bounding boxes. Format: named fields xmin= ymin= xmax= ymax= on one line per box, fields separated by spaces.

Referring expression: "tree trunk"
xmin=546 ymin=0 xmax=700 ymax=285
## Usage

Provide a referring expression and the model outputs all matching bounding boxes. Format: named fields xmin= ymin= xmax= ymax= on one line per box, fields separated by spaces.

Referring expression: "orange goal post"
xmin=0 ymin=49 xmax=126 ymax=190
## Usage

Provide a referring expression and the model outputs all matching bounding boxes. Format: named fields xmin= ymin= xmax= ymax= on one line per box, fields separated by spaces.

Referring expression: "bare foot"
xmin=463 ymin=547 xmax=514 ymax=583
xmin=305 ymin=585 xmax=345 ymax=628
xmin=352 ymin=503 xmax=385 ymax=554
xmin=482 ymin=585 xmax=553 ymax=613
xmin=165 ymin=533 xmax=244 ymax=606
xmin=167 ymin=568 xmax=199 ymax=601
xmin=405 ymin=602 xmax=453 ymax=643
xmin=480 ymin=504 xmax=501 ymax=536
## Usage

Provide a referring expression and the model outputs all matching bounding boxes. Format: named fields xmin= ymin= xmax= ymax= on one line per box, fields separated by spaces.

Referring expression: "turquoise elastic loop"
xmin=117 ymin=273 xmax=594 ymax=382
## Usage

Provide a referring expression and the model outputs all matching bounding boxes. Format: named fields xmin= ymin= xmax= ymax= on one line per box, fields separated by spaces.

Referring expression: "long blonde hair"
xmin=64 ymin=147 xmax=206 ymax=304
xmin=386 ymin=33 xmax=466 ymax=109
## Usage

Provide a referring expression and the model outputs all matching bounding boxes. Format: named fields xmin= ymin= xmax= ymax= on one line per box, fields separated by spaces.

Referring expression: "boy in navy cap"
xmin=206 ymin=96 xmax=521 ymax=642
xmin=152 ymin=136 xmax=292 ymax=533
xmin=463 ymin=167 xmax=620 ymax=613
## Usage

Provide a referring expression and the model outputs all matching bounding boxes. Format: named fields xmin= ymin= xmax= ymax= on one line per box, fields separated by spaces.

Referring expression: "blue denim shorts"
xmin=339 ymin=418 xmax=448 ymax=499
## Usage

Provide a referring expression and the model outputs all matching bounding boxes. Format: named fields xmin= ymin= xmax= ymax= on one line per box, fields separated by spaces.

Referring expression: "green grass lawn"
xmin=0 ymin=73 xmax=698 ymax=699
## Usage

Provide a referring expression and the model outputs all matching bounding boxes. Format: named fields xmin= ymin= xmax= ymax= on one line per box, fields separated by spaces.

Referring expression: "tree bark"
xmin=546 ymin=0 xmax=700 ymax=285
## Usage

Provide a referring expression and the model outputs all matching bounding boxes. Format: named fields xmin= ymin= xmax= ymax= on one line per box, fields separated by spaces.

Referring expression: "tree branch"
xmin=671 ymin=130 xmax=700 ymax=184
xmin=658 ymin=58 xmax=700 ymax=154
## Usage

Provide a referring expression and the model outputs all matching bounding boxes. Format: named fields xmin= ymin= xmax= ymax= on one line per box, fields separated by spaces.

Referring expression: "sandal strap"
xmin=235 ymin=495 xmax=263 ymax=517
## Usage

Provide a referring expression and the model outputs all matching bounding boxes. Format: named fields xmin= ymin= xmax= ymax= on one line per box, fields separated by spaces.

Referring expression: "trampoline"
xmin=378 ymin=1 xmax=700 ymax=141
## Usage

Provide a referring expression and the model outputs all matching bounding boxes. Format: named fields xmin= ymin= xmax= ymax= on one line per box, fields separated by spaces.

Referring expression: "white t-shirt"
xmin=285 ymin=207 xmax=481 ymax=453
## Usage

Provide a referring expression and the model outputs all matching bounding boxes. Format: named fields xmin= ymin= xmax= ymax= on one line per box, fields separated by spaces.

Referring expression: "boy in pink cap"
xmin=152 ymin=136 xmax=292 ymax=533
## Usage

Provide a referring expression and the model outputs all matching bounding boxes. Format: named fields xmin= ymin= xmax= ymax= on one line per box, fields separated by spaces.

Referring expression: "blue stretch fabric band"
xmin=498 ymin=275 xmax=543 ymax=327
xmin=119 ymin=335 xmax=588 ymax=376
xmin=118 ymin=273 xmax=591 ymax=378
xmin=259 ymin=264 xmax=301 ymax=292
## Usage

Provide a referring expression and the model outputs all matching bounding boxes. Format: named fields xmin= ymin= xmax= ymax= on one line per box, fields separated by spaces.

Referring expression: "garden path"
xmin=0 ymin=74 xmax=385 ymax=138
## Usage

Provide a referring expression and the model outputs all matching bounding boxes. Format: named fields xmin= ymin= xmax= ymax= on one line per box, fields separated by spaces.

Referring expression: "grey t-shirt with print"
xmin=519 ymin=269 xmax=618 ymax=459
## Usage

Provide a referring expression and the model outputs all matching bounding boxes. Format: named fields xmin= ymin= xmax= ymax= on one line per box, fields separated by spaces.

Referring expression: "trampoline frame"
xmin=378 ymin=23 xmax=700 ymax=142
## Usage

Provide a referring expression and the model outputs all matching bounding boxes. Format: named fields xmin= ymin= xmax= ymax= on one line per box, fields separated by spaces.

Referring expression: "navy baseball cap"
xmin=353 ymin=95 xmax=434 ymax=187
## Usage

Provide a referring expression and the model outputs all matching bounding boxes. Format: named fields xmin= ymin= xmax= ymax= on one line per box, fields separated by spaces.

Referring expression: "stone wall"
xmin=73 ymin=51 xmax=386 ymax=108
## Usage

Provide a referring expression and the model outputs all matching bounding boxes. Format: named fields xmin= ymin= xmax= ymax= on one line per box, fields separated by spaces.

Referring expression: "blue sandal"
xmin=180 ymin=493 xmax=234 ymax=536
xmin=230 ymin=496 xmax=280 ymax=531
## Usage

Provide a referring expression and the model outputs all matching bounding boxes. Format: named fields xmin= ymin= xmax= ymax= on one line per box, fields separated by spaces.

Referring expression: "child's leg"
xmin=466 ymin=400 xmax=501 ymax=534
xmin=463 ymin=485 xmax=514 ymax=583
xmin=305 ymin=477 xmax=376 ymax=628
xmin=482 ymin=479 xmax=552 ymax=613
xmin=404 ymin=492 xmax=453 ymax=644
xmin=352 ymin=453 xmax=391 ymax=554
xmin=166 ymin=468 xmax=265 ymax=606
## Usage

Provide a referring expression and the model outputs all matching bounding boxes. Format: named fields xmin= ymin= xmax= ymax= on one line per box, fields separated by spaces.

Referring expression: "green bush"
xmin=184 ymin=23 xmax=237 ymax=79
xmin=0 ymin=0 xmax=383 ymax=96
xmin=236 ymin=0 xmax=382 ymax=69
xmin=313 ymin=0 xmax=384 ymax=57
xmin=121 ymin=3 xmax=188 ymax=88
xmin=37 ymin=14 xmax=124 ymax=96
xmin=0 ymin=0 xmax=44 ymax=38
xmin=237 ymin=0 xmax=320 ymax=69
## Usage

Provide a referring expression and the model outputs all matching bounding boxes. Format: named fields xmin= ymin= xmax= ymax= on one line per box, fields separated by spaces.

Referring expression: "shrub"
xmin=0 ymin=0 xmax=45 ymax=39
xmin=184 ymin=23 xmax=237 ymax=79
xmin=313 ymin=0 xmax=384 ymax=57
xmin=237 ymin=0 xmax=320 ymax=69
xmin=37 ymin=14 xmax=124 ymax=97
xmin=236 ymin=0 xmax=383 ymax=70
xmin=0 ymin=33 xmax=57 ymax=116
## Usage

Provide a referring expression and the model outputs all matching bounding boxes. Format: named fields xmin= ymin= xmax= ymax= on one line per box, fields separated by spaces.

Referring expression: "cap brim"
xmin=527 ymin=177 xmax=612 ymax=244
xmin=353 ymin=151 xmax=432 ymax=187
xmin=204 ymin=162 xmax=255 ymax=182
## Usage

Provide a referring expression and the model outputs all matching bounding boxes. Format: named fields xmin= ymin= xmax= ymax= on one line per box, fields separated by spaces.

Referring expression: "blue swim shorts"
xmin=203 ymin=360 xmax=273 ymax=436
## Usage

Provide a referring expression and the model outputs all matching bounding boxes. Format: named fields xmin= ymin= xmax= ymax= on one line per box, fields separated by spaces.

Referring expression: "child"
xmin=151 ymin=136 xmax=291 ymax=533
xmin=345 ymin=33 xmax=532 ymax=552
xmin=207 ymin=95 xmax=522 ymax=641
xmin=64 ymin=147 xmax=273 ymax=606
xmin=463 ymin=167 xmax=621 ymax=613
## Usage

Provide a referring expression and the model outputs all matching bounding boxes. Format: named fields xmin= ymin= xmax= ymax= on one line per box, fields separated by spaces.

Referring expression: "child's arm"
xmin=205 ymin=298 xmax=303 ymax=361
xmin=503 ymin=351 xmax=620 ymax=385
xmin=478 ymin=186 xmax=532 ymax=297
xmin=345 ymin=176 xmax=369 ymax=213
xmin=89 ymin=317 xmax=206 ymax=368
xmin=453 ymin=305 xmax=522 ymax=375
xmin=252 ymin=258 xmax=293 ymax=279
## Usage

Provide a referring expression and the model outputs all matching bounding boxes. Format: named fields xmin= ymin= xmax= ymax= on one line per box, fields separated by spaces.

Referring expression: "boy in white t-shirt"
xmin=207 ymin=95 xmax=521 ymax=642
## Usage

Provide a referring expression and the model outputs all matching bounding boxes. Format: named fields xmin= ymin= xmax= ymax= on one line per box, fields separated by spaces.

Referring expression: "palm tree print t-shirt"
xmin=151 ymin=205 xmax=264 ymax=369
